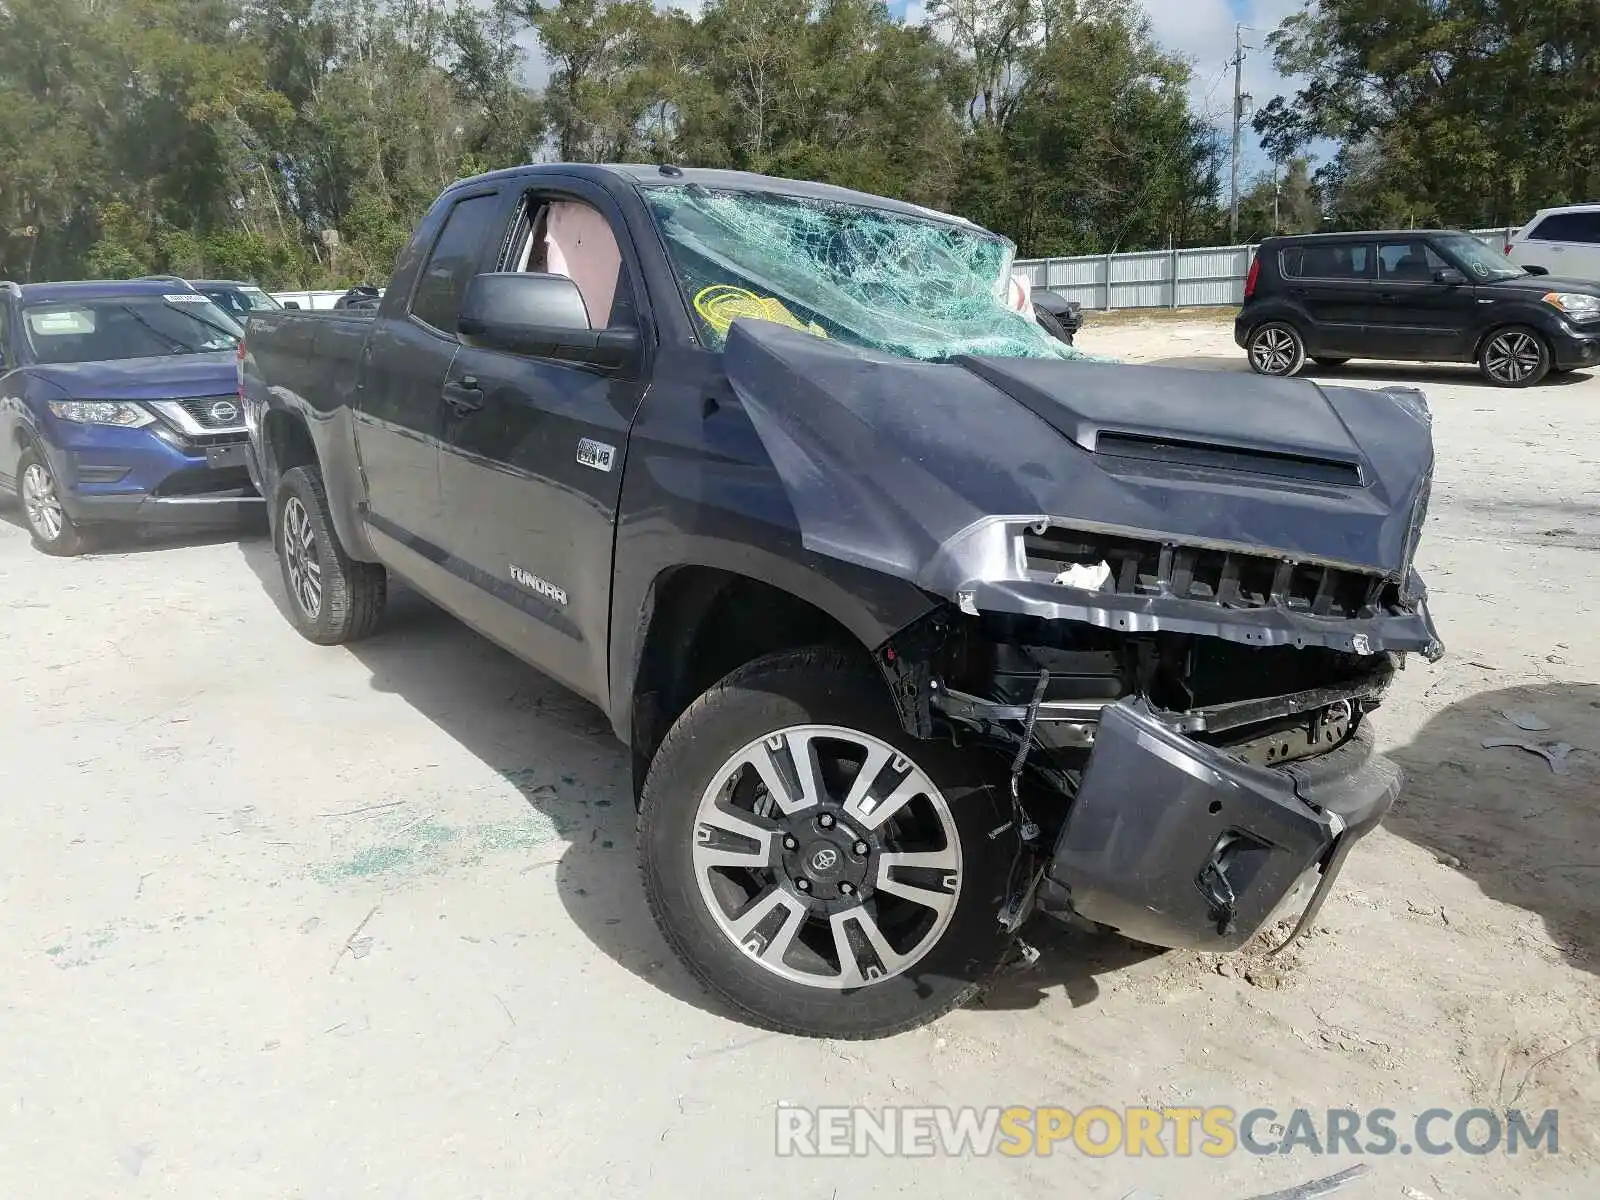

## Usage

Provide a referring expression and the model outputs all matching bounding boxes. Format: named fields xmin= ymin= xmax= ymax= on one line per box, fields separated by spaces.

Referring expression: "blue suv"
xmin=0 ymin=279 xmax=263 ymax=554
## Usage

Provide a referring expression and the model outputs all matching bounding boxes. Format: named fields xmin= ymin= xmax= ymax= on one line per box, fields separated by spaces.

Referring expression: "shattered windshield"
xmin=640 ymin=185 xmax=1084 ymax=362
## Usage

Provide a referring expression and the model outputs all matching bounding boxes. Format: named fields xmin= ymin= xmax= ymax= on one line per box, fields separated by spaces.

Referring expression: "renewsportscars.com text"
xmin=775 ymin=1105 xmax=1560 ymax=1159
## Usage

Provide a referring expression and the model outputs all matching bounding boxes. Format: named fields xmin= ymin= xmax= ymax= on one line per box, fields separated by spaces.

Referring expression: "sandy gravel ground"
xmin=1 ymin=317 xmax=1595 ymax=1199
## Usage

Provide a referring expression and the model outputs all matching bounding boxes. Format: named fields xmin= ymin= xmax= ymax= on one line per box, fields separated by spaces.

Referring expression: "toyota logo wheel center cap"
xmin=776 ymin=806 xmax=875 ymax=903
xmin=808 ymin=845 xmax=841 ymax=875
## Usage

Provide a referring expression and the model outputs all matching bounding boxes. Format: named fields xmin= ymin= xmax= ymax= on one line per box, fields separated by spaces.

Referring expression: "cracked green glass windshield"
xmin=641 ymin=185 xmax=1084 ymax=362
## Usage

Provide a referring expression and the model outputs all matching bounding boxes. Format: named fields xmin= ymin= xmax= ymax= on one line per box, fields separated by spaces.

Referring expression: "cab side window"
xmin=410 ymin=192 xmax=503 ymax=335
xmin=505 ymin=195 xmax=631 ymax=329
xmin=0 ymin=301 xmax=12 ymax=369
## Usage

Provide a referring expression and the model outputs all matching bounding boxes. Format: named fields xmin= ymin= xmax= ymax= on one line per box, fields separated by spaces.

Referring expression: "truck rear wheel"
xmin=274 ymin=466 xmax=387 ymax=645
xmin=638 ymin=647 xmax=1017 ymax=1038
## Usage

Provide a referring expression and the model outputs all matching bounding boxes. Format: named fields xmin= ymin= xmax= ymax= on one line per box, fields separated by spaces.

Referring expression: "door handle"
xmin=441 ymin=376 xmax=483 ymax=415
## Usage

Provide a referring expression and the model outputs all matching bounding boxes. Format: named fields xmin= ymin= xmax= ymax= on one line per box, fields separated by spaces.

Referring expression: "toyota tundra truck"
xmin=240 ymin=164 xmax=1444 ymax=1039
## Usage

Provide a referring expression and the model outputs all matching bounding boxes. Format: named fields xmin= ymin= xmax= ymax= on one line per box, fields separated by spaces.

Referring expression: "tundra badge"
xmin=576 ymin=438 xmax=615 ymax=472
xmin=510 ymin=564 xmax=568 ymax=607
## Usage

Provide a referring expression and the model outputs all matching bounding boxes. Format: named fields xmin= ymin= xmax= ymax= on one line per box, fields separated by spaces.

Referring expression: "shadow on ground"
xmin=235 ymin=533 xmax=740 ymax=1020
xmin=0 ymin=496 xmax=264 ymax=555
xmin=1385 ymin=680 xmax=1600 ymax=975
xmin=977 ymin=921 xmax=1163 ymax=1013
xmin=1143 ymin=355 xmax=1594 ymax=390
xmin=235 ymin=535 xmax=1158 ymax=1029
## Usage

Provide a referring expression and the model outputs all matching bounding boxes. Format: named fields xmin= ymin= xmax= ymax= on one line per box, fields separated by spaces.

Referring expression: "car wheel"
xmin=1311 ymin=357 xmax=1350 ymax=368
xmin=274 ymin=465 xmax=387 ymax=644
xmin=1479 ymin=327 xmax=1551 ymax=387
xmin=1247 ymin=322 xmax=1306 ymax=377
xmin=638 ymin=647 xmax=1018 ymax=1038
xmin=16 ymin=447 xmax=88 ymax=557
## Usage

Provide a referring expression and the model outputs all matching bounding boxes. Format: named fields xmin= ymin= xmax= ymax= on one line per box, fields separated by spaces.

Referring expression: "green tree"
xmin=1254 ymin=0 xmax=1600 ymax=229
xmin=1238 ymin=156 xmax=1321 ymax=240
xmin=938 ymin=0 xmax=1225 ymax=256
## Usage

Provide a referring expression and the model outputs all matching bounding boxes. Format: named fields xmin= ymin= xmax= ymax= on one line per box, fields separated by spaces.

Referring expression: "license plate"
xmin=205 ymin=443 xmax=247 ymax=470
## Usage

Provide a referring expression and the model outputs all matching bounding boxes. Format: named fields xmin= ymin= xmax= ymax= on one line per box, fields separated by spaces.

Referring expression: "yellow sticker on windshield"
xmin=693 ymin=285 xmax=829 ymax=341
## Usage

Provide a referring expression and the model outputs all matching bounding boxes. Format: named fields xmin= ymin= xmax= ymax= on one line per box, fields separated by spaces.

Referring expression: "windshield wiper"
xmin=173 ymin=308 xmax=242 ymax=344
xmin=116 ymin=305 xmax=193 ymax=355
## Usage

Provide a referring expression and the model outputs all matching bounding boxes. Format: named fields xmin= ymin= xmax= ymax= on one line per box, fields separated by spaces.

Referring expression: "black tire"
xmin=638 ymin=647 xmax=1018 ymax=1038
xmin=16 ymin=446 xmax=88 ymax=556
xmin=1311 ymin=357 xmax=1350 ymax=368
xmin=1478 ymin=326 xmax=1551 ymax=387
xmin=274 ymin=465 xmax=386 ymax=644
xmin=1247 ymin=321 xmax=1306 ymax=377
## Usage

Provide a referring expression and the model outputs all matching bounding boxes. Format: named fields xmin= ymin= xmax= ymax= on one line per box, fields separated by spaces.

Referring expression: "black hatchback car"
xmin=1236 ymin=230 xmax=1600 ymax=386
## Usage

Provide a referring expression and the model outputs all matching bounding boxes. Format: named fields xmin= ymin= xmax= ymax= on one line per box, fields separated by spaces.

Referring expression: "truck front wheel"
xmin=274 ymin=466 xmax=387 ymax=645
xmin=638 ymin=647 xmax=1017 ymax=1038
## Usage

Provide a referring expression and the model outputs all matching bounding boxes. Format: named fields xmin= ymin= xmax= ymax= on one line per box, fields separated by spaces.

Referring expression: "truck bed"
xmin=243 ymin=309 xmax=372 ymax=421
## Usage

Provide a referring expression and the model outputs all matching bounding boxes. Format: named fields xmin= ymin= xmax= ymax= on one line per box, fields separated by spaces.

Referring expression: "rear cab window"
xmin=1279 ymin=242 xmax=1374 ymax=280
xmin=408 ymin=192 xmax=505 ymax=335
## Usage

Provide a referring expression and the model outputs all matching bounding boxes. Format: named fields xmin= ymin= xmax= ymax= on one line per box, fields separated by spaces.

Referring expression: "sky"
xmin=1122 ymin=0 xmax=1307 ymax=176
xmin=518 ymin=0 xmax=1309 ymax=178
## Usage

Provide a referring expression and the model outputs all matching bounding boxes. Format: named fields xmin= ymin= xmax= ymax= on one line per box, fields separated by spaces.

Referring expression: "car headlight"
xmin=1542 ymin=292 xmax=1600 ymax=322
xmin=46 ymin=400 xmax=154 ymax=427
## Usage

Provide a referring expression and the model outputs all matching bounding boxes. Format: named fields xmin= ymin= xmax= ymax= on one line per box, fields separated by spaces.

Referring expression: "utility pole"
xmin=1229 ymin=23 xmax=1247 ymax=243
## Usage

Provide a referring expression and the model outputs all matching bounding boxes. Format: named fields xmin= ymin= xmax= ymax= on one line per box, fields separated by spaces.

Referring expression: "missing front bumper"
xmin=1035 ymin=700 xmax=1400 ymax=951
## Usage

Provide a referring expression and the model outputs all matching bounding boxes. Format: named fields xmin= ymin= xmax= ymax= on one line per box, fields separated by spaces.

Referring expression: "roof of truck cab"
xmin=14 ymin=279 xmax=198 ymax=303
xmin=446 ymin=163 xmax=987 ymax=231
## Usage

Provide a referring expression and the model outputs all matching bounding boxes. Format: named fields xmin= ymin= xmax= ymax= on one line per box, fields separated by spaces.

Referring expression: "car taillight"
xmin=236 ymin=338 xmax=247 ymax=402
xmin=1244 ymin=256 xmax=1260 ymax=300
xmin=1504 ymin=244 xmax=1514 ymax=255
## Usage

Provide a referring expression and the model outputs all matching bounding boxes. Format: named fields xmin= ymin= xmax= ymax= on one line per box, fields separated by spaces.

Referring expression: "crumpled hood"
xmin=28 ymin=352 xmax=238 ymax=401
xmin=723 ymin=319 xmax=1435 ymax=590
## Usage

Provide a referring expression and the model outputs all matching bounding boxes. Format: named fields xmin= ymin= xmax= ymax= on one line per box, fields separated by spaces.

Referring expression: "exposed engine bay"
xmin=874 ymin=537 xmax=1429 ymax=955
xmin=868 ymin=597 xmax=1410 ymax=959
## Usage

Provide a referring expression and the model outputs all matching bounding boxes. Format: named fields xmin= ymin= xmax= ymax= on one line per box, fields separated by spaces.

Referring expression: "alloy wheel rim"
xmin=1251 ymin=327 xmax=1298 ymax=374
xmin=691 ymin=724 xmax=962 ymax=990
xmin=282 ymin=496 xmax=323 ymax=618
xmin=1486 ymin=332 xmax=1540 ymax=383
xmin=21 ymin=463 xmax=65 ymax=542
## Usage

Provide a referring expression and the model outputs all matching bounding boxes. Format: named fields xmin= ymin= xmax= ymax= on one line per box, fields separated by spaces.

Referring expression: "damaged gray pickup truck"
xmin=241 ymin=164 xmax=1444 ymax=1039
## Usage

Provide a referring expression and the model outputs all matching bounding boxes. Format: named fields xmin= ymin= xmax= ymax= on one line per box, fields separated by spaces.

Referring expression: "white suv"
xmin=1505 ymin=204 xmax=1600 ymax=282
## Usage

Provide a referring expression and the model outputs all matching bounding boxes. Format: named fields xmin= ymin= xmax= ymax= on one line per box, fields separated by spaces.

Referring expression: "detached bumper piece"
xmin=1035 ymin=701 xmax=1400 ymax=952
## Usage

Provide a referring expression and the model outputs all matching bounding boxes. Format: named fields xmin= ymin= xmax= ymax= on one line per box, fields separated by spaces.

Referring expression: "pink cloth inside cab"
xmin=544 ymin=202 xmax=621 ymax=326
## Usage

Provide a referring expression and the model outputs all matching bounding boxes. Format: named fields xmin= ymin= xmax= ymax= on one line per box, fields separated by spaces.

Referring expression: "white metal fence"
xmin=1015 ymin=227 xmax=1515 ymax=312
